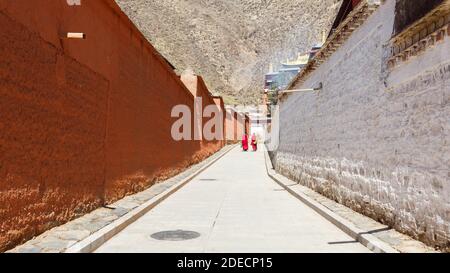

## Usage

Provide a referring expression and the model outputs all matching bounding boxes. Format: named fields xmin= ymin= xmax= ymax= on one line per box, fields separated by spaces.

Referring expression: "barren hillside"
xmin=116 ymin=0 xmax=342 ymax=104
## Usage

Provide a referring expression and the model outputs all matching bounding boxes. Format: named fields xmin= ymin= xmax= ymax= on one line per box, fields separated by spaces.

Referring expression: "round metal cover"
xmin=150 ymin=230 xmax=201 ymax=241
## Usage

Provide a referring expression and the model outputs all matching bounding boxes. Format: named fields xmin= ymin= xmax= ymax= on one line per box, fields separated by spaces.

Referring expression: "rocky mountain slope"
xmin=116 ymin=0 xmax=342 ymax=104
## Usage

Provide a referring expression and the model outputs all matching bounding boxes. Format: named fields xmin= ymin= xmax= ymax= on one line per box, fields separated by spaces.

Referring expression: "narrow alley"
xmin=1 ymin=0 xmax=449 ymax=259
xmin=95 ymin=147 xmax=370 ymax=253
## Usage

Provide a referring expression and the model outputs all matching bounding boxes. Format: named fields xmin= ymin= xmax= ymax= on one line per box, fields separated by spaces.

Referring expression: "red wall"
xmin=196 ymin=77 xmax=224 ymax=154
xmin=352 ymin=0 xmax=362 ymax=7
xmin=180 ymin=74 xmax=225 ymax=155
xmin=225 ymin=108 xmax=250 ymax=144
xmin=213 ymin=96 xmax=226 ymax=148
xmin=0 ymin=0 xmax=224 ymax=251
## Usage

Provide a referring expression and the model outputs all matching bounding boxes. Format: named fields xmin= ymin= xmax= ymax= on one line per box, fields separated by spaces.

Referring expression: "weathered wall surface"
xmin=213 ymin=96 xmax=226 ymax=147
xmin=196 ymin=77 xmax=225 ymax=153
xmin=116 ymin=0 xmax=342 ymax=104
xmin=0 ymin=0 xmax=223 ymax=251
xmin=274 ymin=0 xmax=450 ymax=249
xmin=0 ymin=9 xmax=109 ymax=251
xmin=180 ymin=74 xmax=225 ymax=155
xmin=225 ymin=110 xmax=238 ymax=143
xmin=225 ymin=108 xmax=249 ymax=143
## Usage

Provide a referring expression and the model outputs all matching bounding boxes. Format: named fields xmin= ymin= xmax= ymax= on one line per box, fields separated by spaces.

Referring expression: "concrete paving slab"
xmin=265 ymin=149 xmax=437 ymax=253
xmin=8 ymin=146 xmax=232 ymax=253
xmin=96 ymin=148 xmax=371 ymax=253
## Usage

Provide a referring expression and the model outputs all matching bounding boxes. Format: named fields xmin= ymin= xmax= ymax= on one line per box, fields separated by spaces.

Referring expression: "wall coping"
xmin=388 ymin=1 xmax=450 ymax=68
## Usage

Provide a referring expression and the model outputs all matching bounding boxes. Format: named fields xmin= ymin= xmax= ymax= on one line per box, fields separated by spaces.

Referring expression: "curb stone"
xmin=263 ymin=148 xmax=399 ymax=253
xmin=65 ymin=145 xmax=237 ymax=253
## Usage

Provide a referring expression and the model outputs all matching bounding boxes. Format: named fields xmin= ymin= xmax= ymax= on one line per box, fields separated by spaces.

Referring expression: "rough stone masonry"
xmin=274 ymin=0 xmax=450 ymax=250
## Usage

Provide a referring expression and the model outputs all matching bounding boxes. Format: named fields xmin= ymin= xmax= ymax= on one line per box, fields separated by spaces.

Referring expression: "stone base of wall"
xmin=275 ymin=5 xmax=450 ymax=249
xmin=274 ymin=152 xmax=449 ymax=251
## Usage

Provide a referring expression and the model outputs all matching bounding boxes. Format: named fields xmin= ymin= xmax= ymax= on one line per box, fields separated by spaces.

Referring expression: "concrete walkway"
xmin=95 ymin=147 xmax=370 ymax=253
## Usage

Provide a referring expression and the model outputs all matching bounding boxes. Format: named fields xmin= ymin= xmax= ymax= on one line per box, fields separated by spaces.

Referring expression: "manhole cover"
xmin=150 ymin=230 xmax=201 ymax=241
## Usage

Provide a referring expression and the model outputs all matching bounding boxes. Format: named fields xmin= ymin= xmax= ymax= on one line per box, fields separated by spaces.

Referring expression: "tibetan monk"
xmin=242 ymin=134 xmax=249 ymax=151
xmin=251 ymin=133 xmax=258 ymax=151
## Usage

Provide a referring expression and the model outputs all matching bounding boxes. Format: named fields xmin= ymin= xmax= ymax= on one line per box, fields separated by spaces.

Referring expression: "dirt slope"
xmin=116 ymin=0 xmax=341 ymax=104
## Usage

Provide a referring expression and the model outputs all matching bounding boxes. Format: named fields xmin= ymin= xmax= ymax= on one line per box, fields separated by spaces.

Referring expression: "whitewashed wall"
xmin=274 ymin=0 xmax=450 ymax=248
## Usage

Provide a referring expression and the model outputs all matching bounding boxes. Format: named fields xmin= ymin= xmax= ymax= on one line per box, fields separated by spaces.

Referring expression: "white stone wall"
xmin=274 ymin=0 xmax=450 ymax=248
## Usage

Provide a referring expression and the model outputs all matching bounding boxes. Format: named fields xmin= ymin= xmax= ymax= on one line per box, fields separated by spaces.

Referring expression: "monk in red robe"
xmin=242 ymin=134 xmax=249 ymax=151
xmin=251 ymin=133 xmax=257 ymax=151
